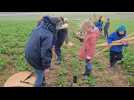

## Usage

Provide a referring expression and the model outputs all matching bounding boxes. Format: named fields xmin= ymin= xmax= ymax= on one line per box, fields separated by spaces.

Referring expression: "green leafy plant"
xmin=86 ymin=75 xmax=96 ymax=86
xmin=0 ymin=58 xmax=6 ymax=70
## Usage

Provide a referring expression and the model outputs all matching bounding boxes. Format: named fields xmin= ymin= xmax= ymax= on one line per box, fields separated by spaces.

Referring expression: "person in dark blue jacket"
xmin=104 ymin=17 xmax=110 ymax=39
xmin=107 ymin=24 xmax=128 ymax=68
xmin=95 ymin=16 xmax=103 ymax=33
xmin=25 ymin=16 xmax=62 ymax=87
xmin=53 ymin=17 xmax=69 ymax=65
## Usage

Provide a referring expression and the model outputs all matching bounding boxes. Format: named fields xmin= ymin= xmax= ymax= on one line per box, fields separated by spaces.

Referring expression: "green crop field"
xmin=0 ymin=15 xmax=134 ymax=87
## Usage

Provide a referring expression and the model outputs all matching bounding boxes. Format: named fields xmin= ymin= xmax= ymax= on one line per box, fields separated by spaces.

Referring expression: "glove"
xmin=86 ymin=56 xmax=91 ymax=60
xmin=86 ymin=56 xmax=92 ymax=63
xmin=120 ymin=40 xmax=128 ymax=46
xmin=79 ymin=38 xmax=84 ymax=42
xmin=123 ymin=42 xmax=128 ymax=45
xmin=44 ymin=68 xmax=50 ymax=75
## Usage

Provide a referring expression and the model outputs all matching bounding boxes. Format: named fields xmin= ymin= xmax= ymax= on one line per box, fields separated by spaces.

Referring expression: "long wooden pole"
xmin=97 ymin=36 xmax=134 ymax=47
xmin=95 ymin=40 xmax=134 ymax=57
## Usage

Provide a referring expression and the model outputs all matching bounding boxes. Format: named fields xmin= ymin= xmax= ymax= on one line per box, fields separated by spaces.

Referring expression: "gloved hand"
xmin=120 ymin=40 xmax=128 ymax=46
xmin=79 ymin=38 xmax=84 ymax=42
xmin=86 ymin=56 xmax=92 ymax=63
xmin=44 ymin=68 xmax=50 ymax=75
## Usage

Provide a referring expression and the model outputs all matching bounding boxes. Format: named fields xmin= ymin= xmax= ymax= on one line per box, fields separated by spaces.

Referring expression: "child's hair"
xmin=60 ymin=16 xmax=64 ymax=22
xmin=59 ymin=16 xmax=68 ymax=24
xmin=81 ymin=19 xmax=95 ymax=29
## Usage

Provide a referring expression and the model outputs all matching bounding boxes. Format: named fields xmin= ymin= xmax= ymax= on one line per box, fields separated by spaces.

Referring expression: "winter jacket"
xmin=107 ymin=32 xmax=128 ymax=52
xmin=79 ymin=27 xmax=100 ymax=60
xmin=25 ymin=16 xmax=59 ymax=70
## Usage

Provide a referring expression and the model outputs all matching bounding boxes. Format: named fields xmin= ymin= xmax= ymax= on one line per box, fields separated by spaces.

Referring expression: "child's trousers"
xmin=55 ymin=46 xmax=61 ymax=61
xmin=104 ymin=29 xmax=109 ymax=39
xmin=84 ymin=59 xmax=93 ymax=75
xmin=110 ymin=51 xmax=123 ymax=67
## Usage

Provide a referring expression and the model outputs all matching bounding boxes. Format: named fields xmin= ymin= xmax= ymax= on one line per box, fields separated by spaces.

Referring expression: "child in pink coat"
xmin=79 ymin=20 xmax=100 ymax=80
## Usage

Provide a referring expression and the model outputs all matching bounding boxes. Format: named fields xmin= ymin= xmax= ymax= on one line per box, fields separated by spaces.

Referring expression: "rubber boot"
xmin=83 ymin=63 xmax=92 ymax=80
xmin=42 ymin=77 xmax=46 ymax=87
xmin=56 ymin=56 xmax=61 ymax=65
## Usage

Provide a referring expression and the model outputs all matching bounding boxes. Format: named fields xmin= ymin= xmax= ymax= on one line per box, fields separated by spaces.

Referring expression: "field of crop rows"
xmin=0 ymin=14 xmax=134 ymax=86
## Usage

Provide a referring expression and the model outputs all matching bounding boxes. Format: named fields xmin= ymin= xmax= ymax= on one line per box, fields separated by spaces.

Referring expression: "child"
xmin=79 ymin=20 xmax=100 ymax=80
xmin=107 ymin=24 xmax=128 ymax=68
xmin=54 ymin=17 xmax=69 ymax=65
xmin=25 ymin=16 xmax=62 ymax=87
xmin=64 ymin=18 xmax=69 ymax=44
xmin=104 ymin=17 xmax=110 ymax=39
xmin=95 ymin=16 xmax=103 ymax=33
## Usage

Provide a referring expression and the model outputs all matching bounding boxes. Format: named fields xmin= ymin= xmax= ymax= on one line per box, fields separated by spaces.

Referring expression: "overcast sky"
xmin=0 ymin=12 xmax=134 ymax=16
xmin=0 ymin=12 xmax=134 ymax=19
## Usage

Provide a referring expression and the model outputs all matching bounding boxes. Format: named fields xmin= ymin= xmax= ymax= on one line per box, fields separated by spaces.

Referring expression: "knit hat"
xmin=117 ymin=24 xmax=127 ymax=32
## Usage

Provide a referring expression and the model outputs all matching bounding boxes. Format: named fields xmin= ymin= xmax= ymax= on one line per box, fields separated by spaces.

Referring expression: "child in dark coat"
xmin=95 ymin=16 xmax=103 ymax=33
xmin=107 ymin=24 xmax=128 ymax=68
xmin=53 ymin=17 xmax=69 ymax=65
